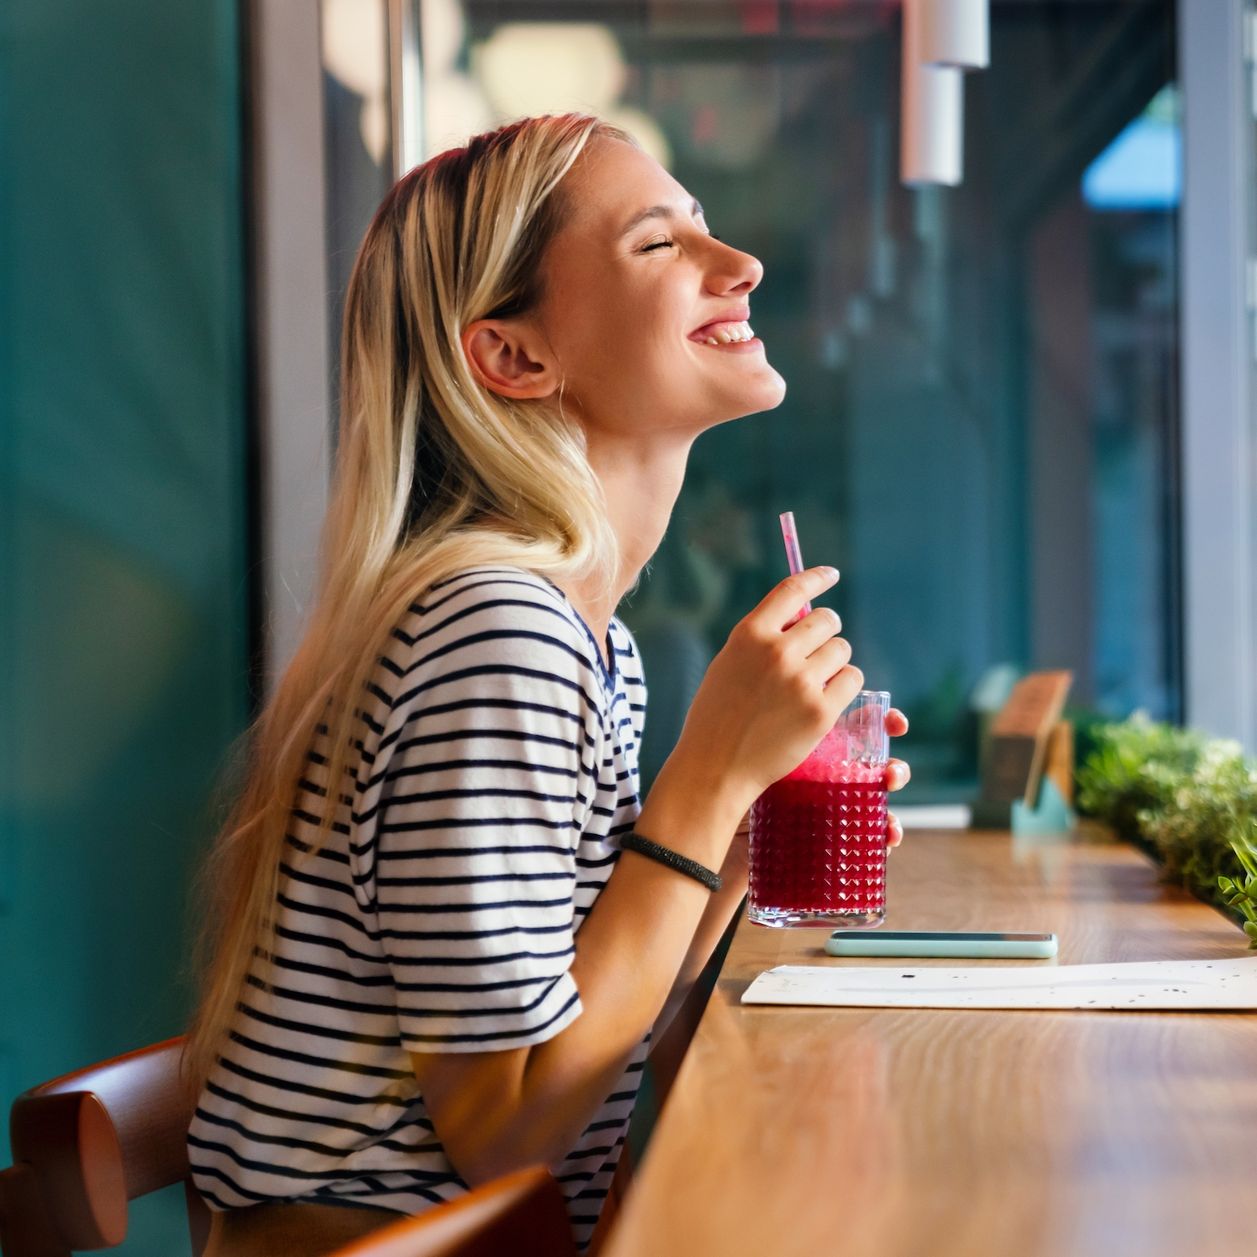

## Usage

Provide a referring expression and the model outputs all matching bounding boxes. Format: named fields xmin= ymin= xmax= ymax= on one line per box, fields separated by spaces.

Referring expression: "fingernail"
xmin=818 ymin=566 xmax=839 ymax=581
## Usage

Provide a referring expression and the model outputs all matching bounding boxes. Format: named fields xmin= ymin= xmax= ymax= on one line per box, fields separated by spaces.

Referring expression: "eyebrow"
xmin=617 ymin=198 xmax=705 ymax=238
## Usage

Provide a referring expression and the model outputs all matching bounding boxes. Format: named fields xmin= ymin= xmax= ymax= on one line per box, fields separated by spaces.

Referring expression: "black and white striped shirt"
xmin=188 ymin=567 xmax=649 ymax=1248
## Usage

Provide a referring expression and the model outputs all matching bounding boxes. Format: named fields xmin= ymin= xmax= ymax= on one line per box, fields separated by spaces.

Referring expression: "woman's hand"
xmin=667 ymin=567 xmax=863 ymax=814
xmin=884 ymin=707 xmax=910 ymax=849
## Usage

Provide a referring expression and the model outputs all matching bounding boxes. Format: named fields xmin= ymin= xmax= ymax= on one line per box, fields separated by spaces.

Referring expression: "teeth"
xmin=701 ymin=319 xmax=755 ymax=345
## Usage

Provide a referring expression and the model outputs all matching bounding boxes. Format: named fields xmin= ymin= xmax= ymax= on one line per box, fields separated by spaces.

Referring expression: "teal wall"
xmin=0 ymin=2 xmax=251 ymax=1251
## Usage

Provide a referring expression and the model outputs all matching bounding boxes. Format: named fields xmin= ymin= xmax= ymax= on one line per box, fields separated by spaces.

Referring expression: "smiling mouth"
xmin=689 ymin=318 xmax=759 ymax=347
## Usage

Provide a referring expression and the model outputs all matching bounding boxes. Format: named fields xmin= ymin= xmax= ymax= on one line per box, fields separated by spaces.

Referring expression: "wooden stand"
xmin=971 ymin=670 xmax=1074 ymax=830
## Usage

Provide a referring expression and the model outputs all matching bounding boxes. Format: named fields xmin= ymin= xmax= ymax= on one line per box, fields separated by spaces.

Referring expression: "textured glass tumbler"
xmin=748 ymin=690 xmax=891 ymax=928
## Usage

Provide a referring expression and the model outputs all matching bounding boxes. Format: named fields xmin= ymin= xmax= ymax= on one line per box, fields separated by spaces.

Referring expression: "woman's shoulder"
xmin=389 ymin=565 xmax=597 ymax=675
xmin=420 ymin=564 xmax=567 ymax=616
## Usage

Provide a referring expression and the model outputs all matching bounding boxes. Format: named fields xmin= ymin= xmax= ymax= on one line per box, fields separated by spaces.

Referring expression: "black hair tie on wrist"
xmin=620 ymin=832 xmax=723 ymax=892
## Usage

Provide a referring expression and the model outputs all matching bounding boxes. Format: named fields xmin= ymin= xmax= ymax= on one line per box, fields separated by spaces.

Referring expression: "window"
xmin=397 ymin=0 xmax=1184 ymax=800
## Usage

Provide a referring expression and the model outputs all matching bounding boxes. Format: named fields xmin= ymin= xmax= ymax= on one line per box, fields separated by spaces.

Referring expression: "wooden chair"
xmin=324 ymin=1165 xmax=577 ymax=1257
xmin=0 ymin=1036 xmax=209 ymax=1257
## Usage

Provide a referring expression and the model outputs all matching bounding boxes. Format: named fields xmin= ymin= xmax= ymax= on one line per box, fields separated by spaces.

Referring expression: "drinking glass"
xmin=748 ymin=690 xmax=891 ymax=928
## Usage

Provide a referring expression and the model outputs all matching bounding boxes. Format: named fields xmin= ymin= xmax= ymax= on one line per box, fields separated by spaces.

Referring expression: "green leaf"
xmin=1233 ymin=842 xmax=1257 ymax=879
xmin=1076 ymin=718 xmax=1257 ymax=937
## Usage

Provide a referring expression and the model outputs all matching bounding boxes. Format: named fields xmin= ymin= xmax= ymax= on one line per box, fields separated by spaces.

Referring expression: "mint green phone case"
xmin=823 ymin=932 xmax=1058 ymax=959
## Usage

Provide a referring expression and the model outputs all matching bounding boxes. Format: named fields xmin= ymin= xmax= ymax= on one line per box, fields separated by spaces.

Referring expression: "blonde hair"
xmin=186 ymin=114 xmax=632 ymax=1088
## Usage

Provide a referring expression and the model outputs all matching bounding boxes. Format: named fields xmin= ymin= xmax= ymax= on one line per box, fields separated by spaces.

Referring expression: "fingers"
xmin=752 ymin=566 xmax=840 ymax=630
xmin=887 ymin=811 xmax=903 ymax=849
xmin=783 ymin=605 xmax=843 ymax=657
xmin=884 ymin=708 xmax=909 ymax=737
xmin=822 ymin=664 xmax=865 ymax=713
xmin=886 ymin=763 xmax=910 ymax=855
xmin=801 ymin=635 xmax=858 ymax=688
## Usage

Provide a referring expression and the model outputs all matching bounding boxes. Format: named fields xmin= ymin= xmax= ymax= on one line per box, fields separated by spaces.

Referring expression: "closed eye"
xmin=640 ymin=231 xmax=722 ymax=254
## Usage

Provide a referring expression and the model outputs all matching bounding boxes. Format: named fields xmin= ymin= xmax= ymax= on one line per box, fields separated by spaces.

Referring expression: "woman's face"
xmin=532 ymin=136 xmax=786 ymax=441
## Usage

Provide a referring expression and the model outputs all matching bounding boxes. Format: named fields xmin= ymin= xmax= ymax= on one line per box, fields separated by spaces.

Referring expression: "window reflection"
xmin=321 ymin=0 xmax=393 ymax=432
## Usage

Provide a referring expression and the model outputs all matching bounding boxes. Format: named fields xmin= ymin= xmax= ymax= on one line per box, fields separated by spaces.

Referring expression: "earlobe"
xmin=461 ymin=320 xmax=559 ymax=401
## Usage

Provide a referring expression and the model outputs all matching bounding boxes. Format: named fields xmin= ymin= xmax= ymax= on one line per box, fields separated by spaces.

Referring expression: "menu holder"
xmin=1044 ymin=720 xmax=1074 ymax=806
xmin=971 ymin=670 xmax=1074 ymax=830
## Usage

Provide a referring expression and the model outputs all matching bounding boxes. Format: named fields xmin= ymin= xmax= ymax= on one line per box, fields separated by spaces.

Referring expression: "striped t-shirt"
xmin=188 ymin=566 xmax=650 ymax=1248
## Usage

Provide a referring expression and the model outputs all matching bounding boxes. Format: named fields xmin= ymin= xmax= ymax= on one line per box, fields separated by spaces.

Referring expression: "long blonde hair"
xmin=186 ymin=114 xmax=630 ymax=1088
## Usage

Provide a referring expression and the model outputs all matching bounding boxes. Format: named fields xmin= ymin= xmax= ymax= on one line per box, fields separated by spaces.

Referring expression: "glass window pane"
xmin=416 ymin=0 xmax=1180 ymax=802
xmin=322 ymin=0 xmax=394 ymax=431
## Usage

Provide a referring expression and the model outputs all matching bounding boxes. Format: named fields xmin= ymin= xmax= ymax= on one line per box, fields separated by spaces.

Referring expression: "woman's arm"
xmin=439 ymin=744 xmax=916 ymax=1182
xmin=407 ymin=749 xmax=747 ymax=1184
xmin=650 ymin=821 xmax=749 ymax=1046
xmin=407 ymin=567 xmax=858 ymax=1185
xmin=649 ymin=725 xmax=909 ymax=1049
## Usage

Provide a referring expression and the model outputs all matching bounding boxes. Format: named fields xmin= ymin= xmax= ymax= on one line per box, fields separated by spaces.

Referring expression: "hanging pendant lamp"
xmin=918 ymin=0 xmax=990 ymax=71
xmin=900 ymin=0 xmax=990 ymax=187
xmin=900 ymin=0 xmax=963 ymax=186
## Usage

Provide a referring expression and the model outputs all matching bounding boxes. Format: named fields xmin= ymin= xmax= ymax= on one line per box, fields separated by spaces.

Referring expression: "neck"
xmin=568 ymin=427 xmax=694 ymax=635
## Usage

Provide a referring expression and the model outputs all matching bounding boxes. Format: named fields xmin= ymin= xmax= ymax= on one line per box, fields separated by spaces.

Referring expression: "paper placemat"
xmin=740 ymin=956 xmax=1257 ymax=1011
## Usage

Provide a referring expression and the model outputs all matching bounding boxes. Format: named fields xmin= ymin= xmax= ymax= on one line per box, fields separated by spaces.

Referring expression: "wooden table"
xmin=604 ymin=830 xmax=1257 ymax=1257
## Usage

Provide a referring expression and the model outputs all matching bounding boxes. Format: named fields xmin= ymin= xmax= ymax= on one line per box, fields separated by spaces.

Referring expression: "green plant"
xmin=1218 ymin=826 xmax=1257 ymax=946
xmin=1136 ymin=741 xmax=1257 ymax=889
xmin=1075 ymin=713 xmax=1206 ymax=839
xmin=1076 ymin=714 xmax=1257 ymax=946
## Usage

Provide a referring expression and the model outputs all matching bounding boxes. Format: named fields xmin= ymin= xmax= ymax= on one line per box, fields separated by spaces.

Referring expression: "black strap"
xmin=619 ymin=831 xmax=723 ymax=892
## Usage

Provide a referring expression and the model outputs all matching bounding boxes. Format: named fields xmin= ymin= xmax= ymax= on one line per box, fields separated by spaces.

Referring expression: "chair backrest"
xmin=326 ymin=1166 xmax=578 ymax=1257
xmin=0 ymin=1036 xmax=209 ymax=1257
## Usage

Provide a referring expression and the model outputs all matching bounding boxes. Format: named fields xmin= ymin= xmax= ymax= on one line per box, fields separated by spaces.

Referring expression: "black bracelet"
xmin=619 ymin=831 xmax=723 ymax=892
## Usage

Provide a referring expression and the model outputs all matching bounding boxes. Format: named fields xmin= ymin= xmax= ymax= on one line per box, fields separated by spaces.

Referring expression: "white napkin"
xmin=740 ymin=956 xmax=1257 ymax=1011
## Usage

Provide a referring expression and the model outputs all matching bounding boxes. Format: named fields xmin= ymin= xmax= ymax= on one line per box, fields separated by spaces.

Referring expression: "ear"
xmin=461 ymin=319 xmax=560 ymax=400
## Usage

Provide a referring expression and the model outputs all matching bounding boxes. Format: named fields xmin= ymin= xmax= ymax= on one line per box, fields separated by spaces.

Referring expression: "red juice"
xmin=748 ymin=739 xmax=888 ymax=928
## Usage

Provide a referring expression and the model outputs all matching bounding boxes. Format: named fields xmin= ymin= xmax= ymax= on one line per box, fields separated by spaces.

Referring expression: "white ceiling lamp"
xmin=899 ymin=0 xmax=990 ymax=187
xmin=917 ymin=0 xmax=989 ymax=71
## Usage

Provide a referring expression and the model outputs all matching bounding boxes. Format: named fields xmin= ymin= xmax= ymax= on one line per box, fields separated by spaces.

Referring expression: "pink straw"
xmin=779 ymin=511 xmax=812 ymax=616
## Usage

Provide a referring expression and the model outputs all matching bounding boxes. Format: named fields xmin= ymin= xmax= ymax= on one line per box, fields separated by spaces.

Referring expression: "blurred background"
xmin=1 ymin=1 xmax=1254 ymax=1250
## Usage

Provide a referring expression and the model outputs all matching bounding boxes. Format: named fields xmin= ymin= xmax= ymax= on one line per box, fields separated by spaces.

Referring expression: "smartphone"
xmin=824 ymin=930 xmax=1058 ymax=959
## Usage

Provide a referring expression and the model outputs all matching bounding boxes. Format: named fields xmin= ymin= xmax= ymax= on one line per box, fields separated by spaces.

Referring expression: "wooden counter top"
xmin=603 ymin=830 xmax=1257 ymax=1257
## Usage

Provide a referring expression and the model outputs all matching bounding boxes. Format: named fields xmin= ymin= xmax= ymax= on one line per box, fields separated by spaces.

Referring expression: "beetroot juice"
xmin=748 ymin=709 xmax=890 ymax=928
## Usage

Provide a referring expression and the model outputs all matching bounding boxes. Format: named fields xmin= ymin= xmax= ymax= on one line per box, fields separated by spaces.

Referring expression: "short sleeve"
xmin=354 ymin=572 xmax=606 ymax=1054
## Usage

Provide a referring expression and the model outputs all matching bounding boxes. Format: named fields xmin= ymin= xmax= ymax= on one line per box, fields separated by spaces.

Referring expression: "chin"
xmin=703 ymin=381 xmax=789 ymax=431
xmin=738 ymin=370 xmax=788 ymax=416
xmin=761 ymin=370 xmax=788 ymax=409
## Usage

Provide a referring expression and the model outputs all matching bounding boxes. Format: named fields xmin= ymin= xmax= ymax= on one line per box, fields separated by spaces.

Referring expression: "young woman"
xmin=186 ymin=113 xmax=910 ymax=1255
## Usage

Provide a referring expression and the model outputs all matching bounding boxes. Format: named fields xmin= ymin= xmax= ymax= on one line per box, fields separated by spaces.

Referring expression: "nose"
xmin=704 ymin=239 xmax=763 ymax=296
